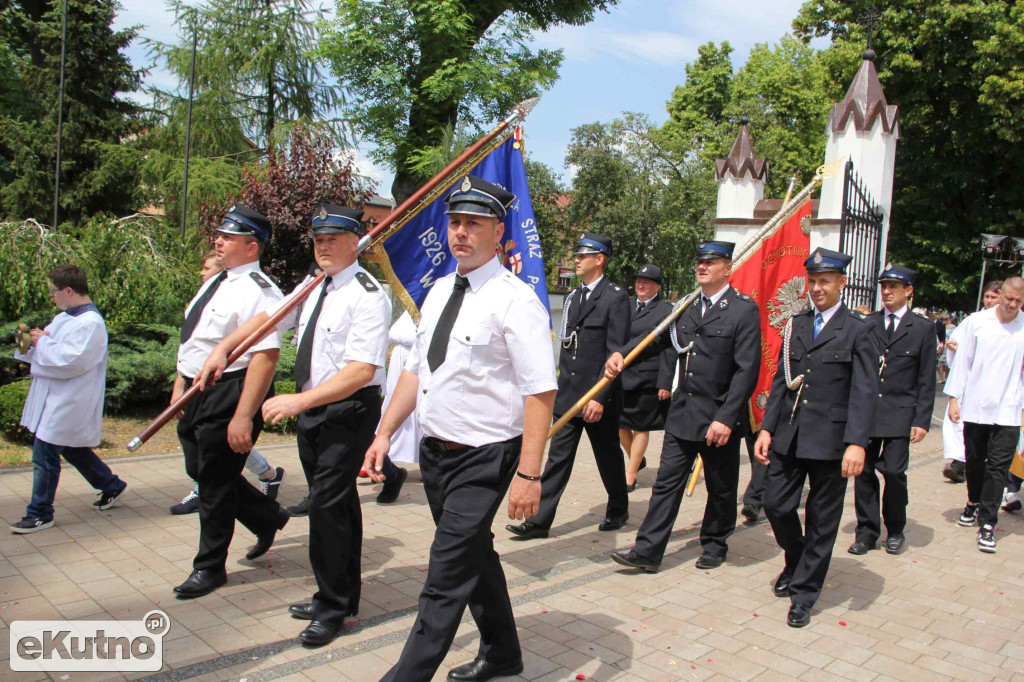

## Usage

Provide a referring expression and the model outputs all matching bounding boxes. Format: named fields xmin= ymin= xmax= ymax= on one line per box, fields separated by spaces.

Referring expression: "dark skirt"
xmin=620 ymin=388 xmax=668 ymax=432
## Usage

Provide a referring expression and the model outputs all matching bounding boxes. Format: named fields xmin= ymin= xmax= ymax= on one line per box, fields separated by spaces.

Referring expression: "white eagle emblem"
xmin=461 ymin=177 xmax=473 ymax=192
xmin=885 ymin=262 xmax=893 ymax=271
xmin=318 ymin=207 xmax=328 ymax=220
xmin=766 ymin=276 xmax=810 ymax=333
xmin=813 ymin=252 xmax=823 ymax=264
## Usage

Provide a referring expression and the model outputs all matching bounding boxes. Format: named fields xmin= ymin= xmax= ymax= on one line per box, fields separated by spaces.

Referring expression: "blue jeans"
xmin=27 ymin=438 xmax=126 ymax=521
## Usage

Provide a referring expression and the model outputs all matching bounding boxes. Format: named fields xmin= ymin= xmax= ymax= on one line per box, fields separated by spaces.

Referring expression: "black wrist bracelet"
xmin=516 ymin=471 xmax=541 ymax=481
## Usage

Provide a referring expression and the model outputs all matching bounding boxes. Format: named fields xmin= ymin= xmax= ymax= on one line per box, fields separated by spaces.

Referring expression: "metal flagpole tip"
xmin=516 ymin=97 xmax=540 ymax=118
xmin=126 ymin=437 xmax=142 ymax=452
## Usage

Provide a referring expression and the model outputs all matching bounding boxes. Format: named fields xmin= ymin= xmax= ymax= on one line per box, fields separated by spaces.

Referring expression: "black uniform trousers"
xmin=382 ymin=436 xmax=522 ymax=682
xmin=634 ymin=433 xmax=740 ymax=562
xmin=530 ymin=413 xmax=628 ymax=529
xmin=763 ymin=439 xmax=848 ymax=608
xmin=964 ymin=422 xmax=1019 ymax=527
xmin=296 ymin=386 xmax=381 ymax=626
xmin=178 ymin=371 xmax=283 ymax=572
xmin=854 ymin=437 xmax=909 ymax=544
xmin=742 ymin=433 xmax=767 ymax=514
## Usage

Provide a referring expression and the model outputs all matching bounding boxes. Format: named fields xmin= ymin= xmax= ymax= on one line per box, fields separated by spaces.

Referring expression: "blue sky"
xmin=113 ymin=0 xmax=815 ymax=196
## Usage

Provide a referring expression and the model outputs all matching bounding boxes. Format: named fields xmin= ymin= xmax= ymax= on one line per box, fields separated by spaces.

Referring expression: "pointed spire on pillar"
xmin=827 ymin=53 xmax=899 ymax=137
xmin=715 ymin=123 xmax=769 ymax=181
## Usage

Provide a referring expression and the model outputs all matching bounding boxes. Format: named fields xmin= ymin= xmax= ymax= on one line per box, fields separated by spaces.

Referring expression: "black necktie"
xmin=427 ymin=275 xmax=469 ymax=372
xmin=701 ymin=295 xmax=711 ymax=318
xmin=887 ymin=313 xmax=896 ymax=339
xmin=180 ymin=270 xmax=227 ymax=343
xmin=294 ymin=276 xmax=332 ymax=389
xmin=636 ymin=300 xmax=645 ymax=314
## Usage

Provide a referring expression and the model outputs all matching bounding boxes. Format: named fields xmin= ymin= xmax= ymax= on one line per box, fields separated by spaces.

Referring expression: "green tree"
xmin=320 ymin=0 xmax=617 ymax=202
xmin=523 ymin=156 xmax=569 ymax=285
xmin=795 ymin=0 xmax=1024 ymax=306
xmin=0 ymin=0 xmax=143 ymax=222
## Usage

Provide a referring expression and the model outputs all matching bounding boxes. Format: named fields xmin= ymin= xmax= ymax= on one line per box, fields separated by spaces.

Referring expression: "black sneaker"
xmin=94 ymin=485 xmax=128 ymax=510
xmin=978 ymin=524 xmax=997 ymax=553
xmin=377 ymin=467 xmax=408 ymax=504
xmin=288 ymin=495 xmax=311 ymax=517
xmin=169 ymin=490 xmax=200 ymax=515
xmin=943 ymin=460 xmax=966 ymax=483
xmin=958 ymin=503 xmax=979 ymax=527
xmin=10 ymin=517 xmax=54 ymax=534
xmin=259 ymin=467 xmax=286 ymax=501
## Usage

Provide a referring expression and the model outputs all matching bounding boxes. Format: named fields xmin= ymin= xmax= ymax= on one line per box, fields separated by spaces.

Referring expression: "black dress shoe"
xmin=847 ymin=540 xmax=876 ymax=556
xmin=377 ymin=466 xmax=408 ymax=504
xmin=638 ymin=457 xmax=647 ymax=472
xmin=289 ymin=601 xmax=357 ymax=620
xmin=694 ymin=551 xmax=726 ymax=569
xmin=246 ymin=508 xmax=291 ymax=561
xmin=625 ymin=481 xmax=636 ymax=493
xmin=885 ymin=533 xmax=906 ymax=555
xmin=288 ymin=495 xmax=311 ymax=517
xmin=773 ymin=571 xmax=793 ymax=598
xmin=506 ymin=521 xmax=548 ymax=539
xmin=447 ymin=657 xmax=524 ymax=681
xmin=610 ymin=549 xmax=659 ymax=573
xmin=740 ymin=505 xmax=759 ymax=524
xmin=787 ymin=603 xmax=811 ymax=628
xmin=299 ymin=620 xmax=343 ymax=646
xmin=598 ymin=514 xmax=628 ymax=531
xmin=173 ymin=569 xmax=227 ymax=598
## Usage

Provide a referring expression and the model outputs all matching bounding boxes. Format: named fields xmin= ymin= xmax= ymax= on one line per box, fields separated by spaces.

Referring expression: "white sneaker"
xmin=979 ymin=524 xmax=997 ymax=553
xmin=1003 ymin=491 xmax=1022 ymax=512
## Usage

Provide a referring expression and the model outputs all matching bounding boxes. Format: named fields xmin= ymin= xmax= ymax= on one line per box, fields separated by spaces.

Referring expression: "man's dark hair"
xmin=49 ymin=265 xmax=89 ymax=296
xmin=985 ymin=280 xmax=1003 ymax=294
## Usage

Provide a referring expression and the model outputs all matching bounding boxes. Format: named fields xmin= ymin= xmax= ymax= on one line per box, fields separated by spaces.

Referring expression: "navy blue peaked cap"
xmin=312 ymin=204 xmax=365 ymax=236
xmin=805 ymin=247 xmax=852 ymax=273
xmin=445 ymin=175 xmax=515 ymax=220
xmin=575 ymin=232 xmax=613 ymax=257
xmin=218 ymin=204 xmax=272 ymax=242
xmin=635 ymin=263 xmax=663 ymax=284
xmin=694 ymin=240 xmax=735 ymax=261
xmin=877 ymin=263 xmax=917 ymax=286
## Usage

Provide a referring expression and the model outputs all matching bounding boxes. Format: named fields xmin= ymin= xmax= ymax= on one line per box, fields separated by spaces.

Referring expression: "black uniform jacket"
xmin=556 ymin=276 xmax=631 ymax=415
xmin=621 ymin=286 xmax=761 ymax=442
xmin=761 ymin=304 xmax=878 ymax=460
xmin=869 ymin=309 xmax=937 ymax=438
xmin=620 ymin=295 xmax=674 ymax=393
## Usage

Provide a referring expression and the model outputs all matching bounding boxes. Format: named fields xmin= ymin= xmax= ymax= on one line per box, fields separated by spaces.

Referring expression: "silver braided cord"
xmin=559 ymin=288 xmax=578 ymax=349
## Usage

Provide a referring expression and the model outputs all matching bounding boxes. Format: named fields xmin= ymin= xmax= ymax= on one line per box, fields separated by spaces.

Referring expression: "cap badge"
xmin=814 ymin=252 xmax=823 ymax=264
xmin=461 ymin=177 xmax=472 ymax=192
xmin=698 ymin=240 xmax=707 ymax=248
xmin=885 ymin=262 xmax=892 ymax=271
xmin=318 ymin=207 xmax=328 ymax=220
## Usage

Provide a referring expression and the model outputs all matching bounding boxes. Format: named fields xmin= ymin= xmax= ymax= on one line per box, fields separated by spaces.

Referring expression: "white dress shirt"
xmin=944 ymin=306 xmax=1024 ymax=426
xmin=406 ymin=257 xmax=558 ymax=447
xmin=273 ymin=262 xmax=391 ymax=392
xmin=16 ymin=305 xmax=107 ymax=447
xmin=699 ymin=283 xmax=731 ymax=315
xmin=177 ymin=261 xmax=283 ymax=378
xmin=380 ymin=311 xmax=421 ymax=463
xmin=882 ymin=304 xmax=908 ymax=332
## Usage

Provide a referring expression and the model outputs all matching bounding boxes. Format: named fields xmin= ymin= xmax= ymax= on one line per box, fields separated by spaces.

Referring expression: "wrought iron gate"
xmin=838 ymin=160 xmax=884 ymax=309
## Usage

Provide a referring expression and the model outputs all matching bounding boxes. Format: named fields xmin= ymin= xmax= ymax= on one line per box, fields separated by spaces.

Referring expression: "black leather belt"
xmin=424 ymin=437 xmax=470 ymax=452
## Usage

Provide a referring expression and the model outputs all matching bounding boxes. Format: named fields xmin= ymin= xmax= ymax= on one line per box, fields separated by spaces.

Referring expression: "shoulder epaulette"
xmin=355 ymin=271 xmax=379 ymax=292
xmin=250 ymin=272 xmax=272 ymax=289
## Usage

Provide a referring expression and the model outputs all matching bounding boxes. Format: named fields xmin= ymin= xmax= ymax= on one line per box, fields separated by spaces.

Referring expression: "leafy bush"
xmin=263 ymin=378 xmax=296 ymax=434
xmin=0 ymin=380 xmax=33 ymax=445
xmin=105 ymin=324 xmax=179 ymax=414
xmin=0 ymin=215 xmax=201 ymax=333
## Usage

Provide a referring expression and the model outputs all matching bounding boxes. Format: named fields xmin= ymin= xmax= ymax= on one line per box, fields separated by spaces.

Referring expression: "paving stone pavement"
xmin=3 ymin=396 xmax=1024 ymax=681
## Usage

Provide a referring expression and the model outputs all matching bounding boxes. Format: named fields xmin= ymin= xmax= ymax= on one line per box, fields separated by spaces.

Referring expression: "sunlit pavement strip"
xmin=4 ymin=393 xmax=1024 ymax=681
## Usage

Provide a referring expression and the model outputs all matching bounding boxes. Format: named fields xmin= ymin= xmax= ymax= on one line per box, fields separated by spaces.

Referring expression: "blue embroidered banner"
xmin=379 ymin=135 xmax=550 ymax=321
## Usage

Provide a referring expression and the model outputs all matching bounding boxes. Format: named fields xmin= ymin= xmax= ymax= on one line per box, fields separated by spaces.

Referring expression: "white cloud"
xmin=533 ymin=25 xmax=698 ymax=66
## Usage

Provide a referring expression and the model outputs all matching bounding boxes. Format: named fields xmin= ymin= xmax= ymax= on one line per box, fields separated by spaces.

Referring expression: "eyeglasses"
xmin=48 ymin=287 xmax=66 ymax=295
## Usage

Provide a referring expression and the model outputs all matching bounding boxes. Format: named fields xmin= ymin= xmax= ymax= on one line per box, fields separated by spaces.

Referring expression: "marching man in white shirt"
xmin=171 ymin=205 xmax=290 ymax=598
xmin=946 ymin=276 xmax=1024 ymax=553
xmin=10 ymin=265 xmax=128 ymax=533
xmin=201 ymin=204 xmax=392 ymax=646
xmin=364 ymin=175 xmax=557 ymax=682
